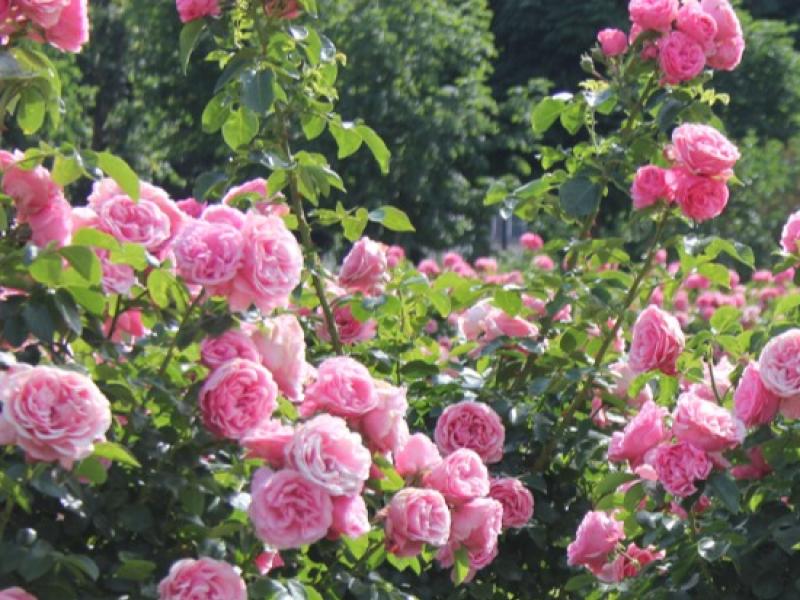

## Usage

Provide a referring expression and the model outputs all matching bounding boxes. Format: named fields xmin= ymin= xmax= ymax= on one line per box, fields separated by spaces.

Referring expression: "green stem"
xmin=106 ymin=295 xmax=123 ymax=341
xmin=157 ymin=289 xmax=206 ymax=379
xmin=620 ymin=73 xmax=657 ymax=140
xmin=0 ymin=496 xmax=14 ymax=541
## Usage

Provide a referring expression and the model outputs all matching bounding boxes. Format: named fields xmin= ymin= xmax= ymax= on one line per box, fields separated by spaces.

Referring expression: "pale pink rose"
xmin=338 ymin=237 xmax=388 ymax=295
xmin=731 ymin=446 xmax=771 ymax=481
xmin=629 ymin=0 xmax=678 ymax=31
xmin=241 ymin=419 xmax=294 ymax=467
xmin=252 ymin=315 xmax=307 ymax=402
xmin=173 ymin=220 xmax=243 ymax=289
xmin=17 ymin=0 xmax=69 ymax=28
xmin=176 ymin=198 xmax=205 ymax=218
xmin=474 ymin=256 xmax=498 ymax=273
xmin=395 ymin=433 xmax=442 ymax=477
xmin=97 ymin=250 xmax=136 ymax=295
xmin=386 ymin=245 xmax=405 ymax=268
xmin=781 ymin=211 xmax=800 ymax=254
xmin=780 ymin=395 xmax=800 ymax=419
xmin=301 ymin=356 xmax=377 ymax=418
xmin=0 ymin=366 xmax=111 ymax=469
xmin=2 ymin=157 xmax=62 ymax=222
xmin=175 ymin=0 xmax=220 ymax=23
xmin=27 ymin=196 xmax=71 ymax=247
xmin=533 ymin=255 xmax=555 ymax=271
xmin=672 ymin=391 xmax=745 ymax=452
xmin=200 ymin=329 xmax=260 ymax=369
xmin=520 ymin=232 xmax=543 ymax=251
xmin=229 ymin=215 xmax=302 ymax=313
xmin=44 ymin=0 xmax=88 ymax=52
xmin=608 ymin=400 xmax=669 ymax=465
xmin=631 ymin=165 xmax=675 ymax=210
xmin=0 ymin=588 xmax=37 ymax=600
xmin=384 ymin=487 xmax=451 ymax=557
xmin=198 ymin=358 xmax=278 ymax=440
xmin=597 ymin=28 xmax=628 ymax=57
xmin=434 ymin=400 xmax=505 ymax=464
xmin=628 ymin=305 xmax=685 ymax=375
xmin=671 ymin=123 xmax=740 ymax=177
xmin=676 ymin=0 xmax=718 ymax=52
xmin=222 ymin=178 xmax=269 ymax=205
xmin=752 ymin=270 xmax=774 ymax=284
xmin=317 ymin=304 xmax=377 ymax=346
xmin=158 ymin=557 xmax=246 ymax=600
xmin=734 ymin=362 xmax=780 ymax=428
xmin=759 ymin=329 xmax=800 ymax=399
xmin=254 ymin=550 xmax=283 ymax=576
xmin=329 ymin=494 xmax=370 ymax=539
xmin=360 ymin=381 xmax=410 ymax=454
xmin=567 ymin=511 xmax=625 ymax=569
xmin=423 ymin=448 xmax=490 ymax=506
xmin=685 ymin=272 xmax=711 ymax=290
xmin=700 ymin=0 xmax=742 ymax=39
xmin=417 ymin=258 xmax=440 ymax=277
xmin=201 ymin=204 xmax=245 ymax=229
xmin=285 ymin=414 xmax=371 ymax=496
xmin=444 ymin=497 xmax=503 ymax=567
xmin=489 ymin=478 xmax=534 ymax=529
xmin=658 ymin=31 xmax=706 ymax=84
xmin=249 ymin=467 xmax=333 ymax=549
xmin=457 ymin=300 xmax=538 ymax=344
xmin=609 ymin=360 xmax=654 ymax=407
xmin=653 ymin=441 xmax=712 ymax=497
xmin=707 ymin=34 xmax=745 ymax=71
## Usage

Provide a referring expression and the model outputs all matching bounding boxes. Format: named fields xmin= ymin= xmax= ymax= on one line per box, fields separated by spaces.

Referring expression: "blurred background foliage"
xmin=15 ymin=0 xmax=800 ymax=262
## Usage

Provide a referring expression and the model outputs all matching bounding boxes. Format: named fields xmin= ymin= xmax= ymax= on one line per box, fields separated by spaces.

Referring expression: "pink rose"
xmin=434 ymin=400 xmax=505 ymax=464
xmin=533 ymin=255 xmax=555 ymax=271
xmin=395 ymin=433 xmax=442 ymax=477
xmin=98 ymin=250 xmax=136 ymax=295
xmin=89 ymin=188 xmax=172 ymax=255
xmin=520 ymin=232 xmax=543 ymax=251
xmin=264 ymin=0 xmax=301 ymax=20
xmin=731 ymin=446 xmax=772 ymax=481
xmin=44 ymin=0 xmax=88 ymax=52
xmin=609 ymin=360 xmax=654 ymax=407
xmin=285 ymin=414 xmax=371 ymax=496
xmin=103 ymin=309 xmax=147 ymax=343
xmin=301 ymin=356 xmax=377 ymax=418
xmin=629 ymin=0 xmax=678 ymax=32
xmin=384 ymin=487 xmax=451 ymax=557
xmin=16 ymin=0 xmax=69 ymax=28
xmin=338 ymin=237 xmax=388 ymax=295
xmin=360 ymin=381 xmax=410 ymax=454
xmin=0 ymin=588 xmax=37 ymax=600
xmin=734 ymin=362 xmax=780 ymax=428
xmin=672 ymin=391 xmax=744 ymax=452
xmin=458 ymin=300 xmax=538 ymax=344
xmin=781 ymin=211 xmax=800 ymax=254
xmin=173 ymin=221 xmax=243 ymax=289
xmin=229 ymin=215 xmax=302 ymax=313
xmin=27 ymin=196 xmax=71 ymax=247
xmin=759 ymin=329 xmax=800 ymax=399
xmin=597 ymin=28 xmax=628 ymax=57
xmin=417 ymin=258 xmax=440 ymax=277
xmin=0 ymin=366 xmax=111 ymax=469
xmin=474 ymin=256 xmax=498 ymax=273
xmin=200 ymin=329 xmax=260 ymax=369
xmin=707 ymin=34 xmax=745 ymax=71
xmin=653 ymin=441 xmax=712 ymax=497
xmin=567 ymin=511 xmax=625 ymax=569
xmin=676 ymin=1 xmax=718 ymax=52
xmin=201 ymin=205 xmax=245 ymax=229
xmin=489 ymin=478 xmax=534 ymax=529
xmin=423 ymin=448 xmax=490 ymax=506
xmin=176 ymin=197 xmax=205 ymax=218
xmin=1 ymin=156 xmax=63 ymax=222
xmin=254 ymin=550 xmax=283 ymax=576
xmin=658 ymin=31 xmax=706 ymax=84
xmin=608 ymin=400 xmax=669 ymax=466
xmin=631 ymin=165 xmax=675 ymax=210
xmin=386 ymin=245 xmax=405 ymax=268
xmin=252 ymin=315 xmax=308 ymax=402
xmin=671 ymin=123 xmax=740 ymax=177
xmin=329 ymin=494 xmax=370 ymax=539
xmin=198 ymin=359 xmax=278 ymax=440
xmin=442 ymin=497 xmax=503 ymax=570
xmin=158 ymin=558 xmax=246 ymax=600
xmin=700 ymin=0 xmax=742 ymax=39
xmin=241 ymin=419 xmax=294 ymax=467
xmin=317 ymin=304 xmax=377 ymax=346
xmin=249 ymin=467 xmax=333 ymax=549
xmin=222 ymin=178 xmax=287 ymax=216
xmin=628 ymin=305 xmax=685 ymax=375
xmin=175 ymin=0 xmax=220 ymax=23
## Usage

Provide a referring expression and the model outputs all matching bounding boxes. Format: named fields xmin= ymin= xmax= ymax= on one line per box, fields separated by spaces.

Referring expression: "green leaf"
xmin=240 ymin=69 xmax=274 ymax=114
xmin=97 ymin=152 xmax=139 ymax=201
xmin=22 ymin=300 xmax=55 ymax=343
xmin=429 ymin=292 xmax=451 ymax=318
xmin=342 ymin=208 xmax=369 ymax=242
xmin=453 ymin=547 xmax=470 ymax=585
xmin=109 ymin=243 xmax=147 ymax=270
xmin=59 ymin=554 xmax=99 ymax=582
xmin=93 ymin=441 xmax=141 ymax=468
xmin=69 ymin=287 xmax=106 ymax=316
xmin=51 ymin=154 xmax=83 ymax=187
xmin=531 ymin=97 xmax=566 ymax=134
xmin=564 ymin=574 xmax=595 ymax=592
xmin=356 ymin=124 xmax=390 ymax=174
xmin=493 ymin=289 xmax=522 ymax=316
xmin=54 ymin=289 xmax=82 ymax=335
xmin=708 ymin=472 xmax=740 ymax=513
xmin=697 ymin=262 xmax=730 ymax=289
xmin=222 ymin=107 xmax=259 ymax=149
xmin=74 ymin=456 xmax=108 ymax=485
xmin=559 ymin=176 xmax=602 ymax=219
xmin=147 ymin=270 xmax=173 ymax=308
xmin=301 ymin=113 xmax=326 ymax=140
xmin=179 ymin=20 xmax=205 ymax=74
xmin=72 ymin=228 xmax=118 ymax=251
xmin=201 ymin=93 xmax=230 ymax=134
xmin=29 ymin=253 xmax=63 ymax=286
xmin=594 ymin=471 xmax=637 ymax=500
xmin=368 ymin=206 xmax=415 ymax=232
xmin=16 ymin=87 xmax=46 ymax=134
xmin=329 ymin=120 xmax=363 ymax=159
xmin=559 ymin=101 xmax=585 ymax=135
xmin=710 ymin=305 xmax=741 ymax=334
xmin=114 ymin=558 xmax=156 ymax=581
xmin=59 ymin=246 xmax=102 ymax=285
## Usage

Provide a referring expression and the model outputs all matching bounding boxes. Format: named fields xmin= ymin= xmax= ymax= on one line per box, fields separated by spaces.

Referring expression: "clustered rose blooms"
xmin=157 ymin=557 xmax=247 ymax=600
xmin=1 ymin=0 xmax=89 ymax=52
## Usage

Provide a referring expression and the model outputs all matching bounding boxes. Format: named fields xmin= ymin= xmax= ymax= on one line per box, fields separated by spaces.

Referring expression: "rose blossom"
xmin=200 ymin=329 xmax=260 ymax=369
xmin=597 ymin=28 xmax=628 ymax=57
xmin=0 ymin=366 xmax=111 ymax=469
xmin=1 ymin=155 xmax=63 ymax=222
xmin=157 ymin=557 xmax=246 ymax=600
xmin=249 ymin=468 xmax=333 ymax=549
xmin=423 ymin=448 xmax=490 ymax=506
xmin=434 ymin=400 xmax=505 ymax=464
xmin=441 ymin=498 xmax=503 ymax=571
xmin=457 ymin=300 xmax=538 ymax=344
xmin=676 ymin=0 xmax=718 ymax=52
xmin=395 ymin=433 xmax=442 ymax=477
xmin=98 ymin=249 xmax=135 ymax=295
xmin=201 ymin=204 xmax=245 ymax=229
xmin=198 ymin=359 xmax=278 ymax=440
xmin=27 ymin=196 xmax=72 ymax=247
xmin=631 ymin=165 xmax=675 ymax=210
xmin=360 ymin=381 xmax=410 ymax=454
xmin=567 ymin=511 xmax=625 ymax=569
xmin=317 ymin=304 xmax=377 ymax=346
xmin=252 ymin=315 xmax=308 ymax=402
xmin=609 ymin=360 xmax=654 ymax=407
xmin=254 ymin=550 xmax=283 ymax=576
xmin=608 ymin=400 xmax=669 ymax=466
xmin=628 ymin=0 xmax=678 ymax=32
xmin=16 ymin=0 xmax=69 ymax=28
xmin=489 ymin=478 xmax=534 ymax=529
xmin=45 ymin=0 xmax=88 ymax=52
xmin=707 ymin=34 xmax=745 ymax=71
xmin=0 ymin=588 xmax=37 ymax=600
xmin=285 ymin=414 xmax=371 ymax=496
xmin=338 ymin=237 xmax=388 ymax=295
xmin=672 ymin=391 xmax=744 ymax=452
xmin=384 ymin=487 xmax=451 ymax=557
xmin=781 ymin=211 xmax=800 ymax=254
xmin=628 ymin=305 xmax=685 ymax=375
xmin=175 ymin=0 xmax=220 ymax=23
xmin=176 ymin=197 xmax=205 ymax=218
xmin=672 ymin=167 xmax=730 ymax=223
xmin=520 ymin=232 xmax=543 ymax=251
xmin=734 ymin=362 xmax=780 ymax=428
xmin=329 ymin=494 xmax=370 ymax=539
xmin=173 ymin=221 xmax=243 ymax=289
xmin=301 ymin=356 xmax=377 ymax=418
xmin=700 ymin=0 xmax=742 ymax=39
xmin=671 ymin=123 xmax=740 ymax=177
xmin=759 ymin=329 xmax=800 ymax=399
xmin=241 ymin=419 xmax=294 ymax=467
xmin=658 ymin=31 xmax=706 ymax=84
xmin=653 ymin=441 xmax=712 ymax=497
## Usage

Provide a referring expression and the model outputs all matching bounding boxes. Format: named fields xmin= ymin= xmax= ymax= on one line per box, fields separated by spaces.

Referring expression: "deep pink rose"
xmin=176 ymin=197 xmax=205 ymax=218
xmin=0 ymin=588 xmax=37 ymax=600
xmin=658 ymin=31 xmax=706 ymax=84
xmin=17 ymin=0 xmax=69 ymax=28
xmin=158 ymin=557 xmax=246 ymax=600
xmin=671 ymin=123 xmax=740 ymax=177
xmin=653 ymin=441 xmax=712 ymax=497
xmin=198 ymin=358 xmax=278 ymax=440
xmin=489 ymin=478 xmax=534 ymax=529
xmin=229 ymin=215 xmax=302 ymax=313
xmin=44 ymin=0 xmax=88 ymax=52
xmin=700 ymin=0 xmax=742 ymax=39
xmin=241 ymin=419 xmax=294 ymax=467
xmin=434 ymin=400 xmax=505 ymax=464
xmin=360 ymin=381 xmax=410 ymax=454
xmin=676 ymin=0 xmax=718 ymax=52
xmin=249 ymin=467 xmax=333 ymax=549
xmin=173 ymin=221 xmax=243 ymax=289
xmin=629 ymin=0 xmax=678 ymax=32
xmin=628 ymin=305 xmax=685 ymax=375
xmin=200 ymin=329 xmax=260 ymax=369
xmin=338 ymin=237 xmax=388 ymax=295
xmin=520 ymin=232 xmax=544 ymax=251
xmin=707 ymin=34 xmax=745 ymax=71
xmin=252 ymin=315 xmax=308 ymax=402
xmin=759 ymin=329 xmax=800 ymax=399
xmin=103 ymin=309 xmax=147 ymax=343
xmin=329 ymin=494 xmax=370 ymax=540
xmin=597 ymin=28 xmax=628 ymax=57
xmin=201 ymin=205 xmax=245 ymax=229
xmin=672 ymin=391 xmax=744 ymax=452
xmin=608 ymin=400 xmax=669 ymax=465
xmin=175 ymin=0 xmax=220 ymax=23
xmin=395 ymin=433 xmax=442 ymax=477
xmin=301 ymin=356 xmax=377 ymax=418
xmin=567 ymin=511 xmax=625 ymax=569
xmin=254 ymin=550 xmax=283 ymax=576
xmin=27 ymin=196 xmax=71 ymax=247
xmin=317 ymin=304 xmax=377 ymax=346
xmin=285 ymin=414 xmax=371 ymax=496
xmin=631 ymin=165 xmax=675 ymax=210
xmin=386 ymin=245 xmax=405 ymax=268
xmin=734 ymin=362 xmax=780 ymax=428
xmin=781 ymin=211 xmax=800 ymax=254
xmin=384 ymin=487 xmax=451 ymax=557
xmin=0 ymin=366 xmax=111 ymax=469
xmin=423 ymin=448 xmax=490 ymax=506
